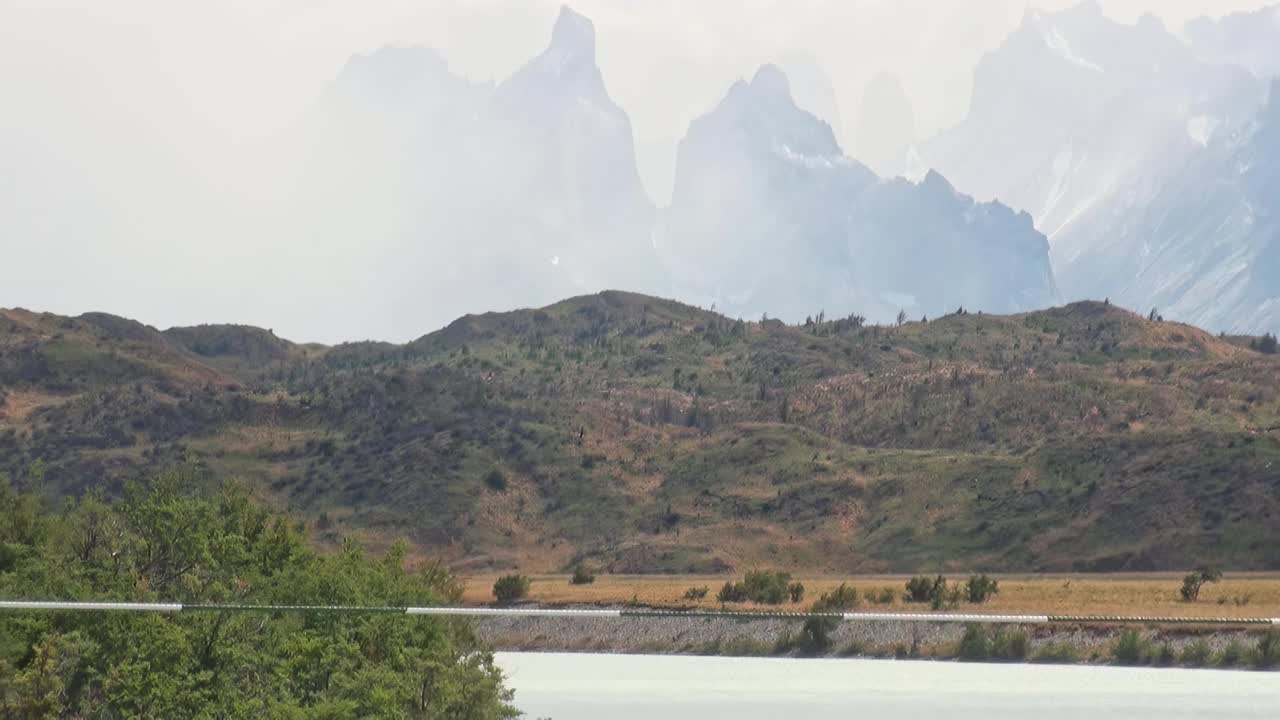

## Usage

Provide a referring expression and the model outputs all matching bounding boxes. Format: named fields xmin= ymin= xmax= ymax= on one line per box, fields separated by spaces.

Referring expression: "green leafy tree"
xmin=0 ymin=469 xmax=518 ymax=718
xmin=1179 ymin=567 xmax=1223 ymax=602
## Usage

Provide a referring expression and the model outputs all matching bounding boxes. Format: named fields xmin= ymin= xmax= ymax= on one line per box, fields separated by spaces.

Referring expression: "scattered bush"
xmin=683 ymin=586 xmax=709 ymax=600
xmin=965 ymin=574 xmax=999 ymax=604
xmin=943 ymin=583 xmax=962 ymax=610
xmin=873 ymin=587 xmax=896 ymax=605
xmin=718 ymin=570 xmax=793 ymax=605
xmin=1255 ymin=630 xmax=1279 ymax=669
xmin=717 ymin=581 xmax=748 ymax=603
xmin=570 ymin=565 xmax=595 ymax=585
xmin=1217 ymin=640 xmax=1248 ymax=667
xmin=799 ymin=583 xmax=860 ymax=654
xmin=1032 ymin=642 xmax=1081 ymax=664
xmin=1112 ymin=630 xmax=1154 ymax=665
xmin=1179 ymin=567 xmax=1222 ymax=602
xmin=492 ymin=574 xmax=531 ymax=604
xmin=788 ymin=581 xmax=806 ymax=603
xmin=743 ymin=570 xmax=792 ymax=605
xmin=905 ymin=575 xmax=948 ymax=606
xmin=816 ymin=583 xmax=859 ymax=611
xmin=957 ymin=625 xmax=1027 ymax=661
xmin=1179 ymin=640 xmax=1212 ymax=667
xmin=956 ymin=624 xmax=990 ymax=659
xmin=483 ymin=468 xmax=508 ymax=492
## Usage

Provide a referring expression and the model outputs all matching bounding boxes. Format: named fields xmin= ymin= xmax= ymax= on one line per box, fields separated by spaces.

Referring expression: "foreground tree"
xmin=1179 ymin=567 xmax=1223 ymax=602
xmin=0 ymin=469 xmax=519 ymax=718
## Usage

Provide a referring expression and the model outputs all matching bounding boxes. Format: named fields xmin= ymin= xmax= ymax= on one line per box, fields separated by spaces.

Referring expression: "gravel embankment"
xmin=473 ymin=606 xmax=1271 ymax=660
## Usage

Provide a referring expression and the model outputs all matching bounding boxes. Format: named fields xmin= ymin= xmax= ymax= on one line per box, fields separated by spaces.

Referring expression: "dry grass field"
xmin=459 ymin=573 xmax=1280 ymax=619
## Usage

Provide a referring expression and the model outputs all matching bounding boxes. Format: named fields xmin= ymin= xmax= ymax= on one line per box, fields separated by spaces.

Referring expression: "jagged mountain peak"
xmin=328 ymin=45 xmax=462 ymax=102
xmin=699 ymin=64 xmax=843 ymax=160
xmin=917 ymin=169 xmax=955 ymax=195
xmin=550 ymin=5 xmax=596 ymax=62
xmin=750 ymin=63 xmax=793 ymax=102
xmin=500 ymin=5 xmax=607 ymax=102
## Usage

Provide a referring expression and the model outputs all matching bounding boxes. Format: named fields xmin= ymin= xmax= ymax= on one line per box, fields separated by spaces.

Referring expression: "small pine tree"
xmin=1259 ymin=332 xmax=1278 ymax=354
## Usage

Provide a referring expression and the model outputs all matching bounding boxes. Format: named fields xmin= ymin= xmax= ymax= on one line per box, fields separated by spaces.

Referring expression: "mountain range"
xmin=287 ymin=6 xmax=1059 ymax=336
xmin=924 ymin=2 xmax=1280 ymax=334
xmin=285 ymin=2 xmax=1280 ymax=339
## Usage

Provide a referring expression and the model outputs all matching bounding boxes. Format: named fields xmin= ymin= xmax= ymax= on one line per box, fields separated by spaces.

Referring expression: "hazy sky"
xmin=2 ymin=0 xmax=1275 ymax=341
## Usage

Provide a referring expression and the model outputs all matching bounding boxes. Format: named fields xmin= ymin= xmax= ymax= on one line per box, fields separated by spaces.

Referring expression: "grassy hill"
xmin=2 ymin=292 xmax=1278 ymax=573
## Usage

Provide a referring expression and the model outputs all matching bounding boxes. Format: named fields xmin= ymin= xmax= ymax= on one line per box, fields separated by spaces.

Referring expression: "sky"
xmin=1 ymin=0 xmax=1275 ymax=341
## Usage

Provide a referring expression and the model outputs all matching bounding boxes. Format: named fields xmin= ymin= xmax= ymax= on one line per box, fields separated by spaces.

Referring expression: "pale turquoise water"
xmin=496 ymin=652 xmax=1278 ymax=719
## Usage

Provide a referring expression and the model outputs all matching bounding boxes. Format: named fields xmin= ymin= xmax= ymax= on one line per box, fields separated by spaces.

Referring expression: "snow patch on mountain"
xmin=1044 ymin=27 xmax=1104 ymax=72
xmin=1186 ymin=115 xmax=1218 ymax=147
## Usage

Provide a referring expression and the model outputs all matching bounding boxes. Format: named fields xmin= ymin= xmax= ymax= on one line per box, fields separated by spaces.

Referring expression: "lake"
xmin=496 ymin=652 xmax=1277 ymax=719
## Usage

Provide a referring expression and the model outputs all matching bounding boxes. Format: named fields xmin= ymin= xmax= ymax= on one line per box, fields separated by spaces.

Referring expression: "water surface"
xmin=496 ymin=652 xmax=1277 ymax=719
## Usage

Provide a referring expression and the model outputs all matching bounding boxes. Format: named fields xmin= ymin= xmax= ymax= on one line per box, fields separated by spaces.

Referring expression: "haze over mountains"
xmin=924 ymin=2 xmax=1280 ymax=333
xmin=277 ymin=6 xmax=1061 ymax=336
xmin=3 ymin=1 xmax=1279 ymax=341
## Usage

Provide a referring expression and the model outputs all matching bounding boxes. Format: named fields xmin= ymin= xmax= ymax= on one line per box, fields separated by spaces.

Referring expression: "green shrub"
xmin=742 ymin=570 xmax=792 ymax=604
xmin=1112 ymin=630 xmax=1152 ymax=665
xmin=990 ymin=628 xmax=1028 ymax=660
xmin=957 ymin=625 xmax=1027 ymax=661
xmin=717 ymin=571 xmax=793 ymax=604
xmin=570 ymin=565 xmax=595 ymax=585
xmin=483 ymin=468 xmax=508 ymax=492
xmin=1032 ymin=642 xmax=1081 ymax=664
xmin=814 ymin=583 xmax=858 ymax=611
xmin=493 ymin=574 xmax=531 ymax=604
xmin=683 ymin=586 xmax=709 ymax=600
xmin=1152 ymin=643 xmax=1176 ymax=666
xmin=957 ymin=624 xmax=990 ymax=660
xmin=904 ymin=575 xmax=935 ymax=603
xmin=798 ymin=583 xmax=859 ymax=654
xmin=1179 ymin=640 xmax=1212 ymax=667
xmin=1254 ymin=630 xmax=1279 ymax=668
xmin=1217 ymin=640 xmax=1248 ymax=667
xmin=717 ymin=581 xmax=748 ymax=603
xmin=874 ymin=587 xmax=896 ymax=605
xmin=788 ymin=581 xmax=806 ymax=603
xmin=965 ymin=574 xmax=999 ymax=604
xmin=942 ymin=583 xmax=962 ymax=610
xmin=905 ymin=575 xmax=948 ymax=606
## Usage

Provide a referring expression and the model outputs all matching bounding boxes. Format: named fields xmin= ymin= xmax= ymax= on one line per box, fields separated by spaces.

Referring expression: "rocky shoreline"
xmin=473 ymin=606 xmax=1278 ymax=667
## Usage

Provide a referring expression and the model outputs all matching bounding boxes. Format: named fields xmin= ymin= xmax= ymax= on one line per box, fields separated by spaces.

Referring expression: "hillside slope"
xmin=2 ymin=294 xmax=1278 ymax=573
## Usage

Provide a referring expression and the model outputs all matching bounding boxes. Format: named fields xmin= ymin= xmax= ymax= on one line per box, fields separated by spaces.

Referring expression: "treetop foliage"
xmin=0 ymin=469 xmax=518 ymax=718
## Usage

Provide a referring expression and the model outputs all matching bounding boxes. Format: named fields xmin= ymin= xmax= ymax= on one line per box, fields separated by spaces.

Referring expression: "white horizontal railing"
xmin=0 ymin=601 xmax=1275 ymax=625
